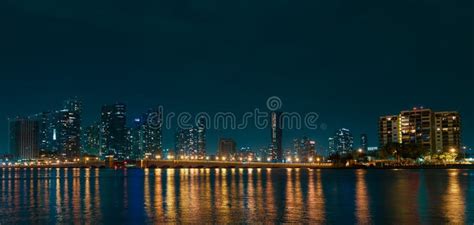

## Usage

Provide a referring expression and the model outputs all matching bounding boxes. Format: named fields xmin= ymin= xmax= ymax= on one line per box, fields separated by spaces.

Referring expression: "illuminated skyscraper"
xmin=53 ymin=109 xmax=81 ymax=158
xmin=83 ymin=122 xmax=101 ymax=156
xmin=175 ymin=128 xmax=198 ymax=159
xmin=130 ymin=118 xmax=146 ymax=159
xmin=9 ymin=117 xmax=40 ymax=160
xmin=328 ymin=137 xmax=335 ymax=155
xmin=360 ymin=134 xmax=368 ymax=152
xmin=130 ymin=108 xmax=163 ymax=159
xmin=217 ymin=138 xmax=237 ymax=158
xmin=270 ymin=111 xmax=283 ymax=162
xmin=31 ymin=98 xmax=83 ymax=159
xmin=197 ymin=117 xmax=207 ymax=158
xmin=379 ymin=115 xmax=400 ymax=147
xmin=100 ymin=103 xmax=128 ymax=159
xmin=400 ymin=108 xmax=435 ymax=152
xmin=143 ymin=108 xmax=163 ymax=157
xmin=379 ymin=108 xmax=461 ymax=153
xmin=294 ymin=136 xmax=316 ymax=162
xmin=331 ymin=128 xmax=354 ymax=155
xmin=174 ymin=117 xmax=206 ymax=160
xmin=434 ymin=112 xmax=461 ymax=152
xmin=31 ymin=111 xmax=53 ymax=155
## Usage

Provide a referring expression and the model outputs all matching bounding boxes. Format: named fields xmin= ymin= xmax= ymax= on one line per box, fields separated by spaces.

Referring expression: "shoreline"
xmin=1 ymin=164 xmax=474 ymax=170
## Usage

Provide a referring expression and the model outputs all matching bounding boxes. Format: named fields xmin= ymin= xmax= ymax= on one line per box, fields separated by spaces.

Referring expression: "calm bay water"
xmin=0 ymin=168 xmax=473 ymax=224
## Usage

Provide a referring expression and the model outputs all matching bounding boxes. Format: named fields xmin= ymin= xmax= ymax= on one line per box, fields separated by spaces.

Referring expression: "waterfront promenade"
xmin=2 ymin=159 xmax=474 ymax=169
xmin=141 ymin=160 xmax=333 ymax=169
xmin=0 ymin=160 xmax=333 ymax=169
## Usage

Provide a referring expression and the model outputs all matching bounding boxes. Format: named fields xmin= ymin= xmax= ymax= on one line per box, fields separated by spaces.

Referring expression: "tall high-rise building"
xmin=360 ymin=134 xmax=368 ymax=152
xmin=379 ymin=108 xmax=462 ymax=153
xmin=52 ymin=109 xmax=81 ymax=158
xmin=308 ymin=140 xmax=317 ymax=159
xmin=31 ymin=112 xmax=53 ymax=155
xmin=330 ymin=128 xmax=354 ymax=155
xmin=83 ymin=122 xmax=101 ymax=156
xmin=294 ymin=137 xmax=316 ymax=162
xmin=28 ymin=98 xmax=82 ymax=158
xmin=143 ymin=108 xmax=163 ymax=157
xmin=129 ymin=108 xmax=163 ymax=159
xmin=270 ymin=111 xmax=283 ymax=162
xmin=174 ymin=117 xmax=206 ymax=160
xmin=328 ymin=137 xmax=335 ymax=155
xmin=175 ymin=128 xmax=198 ymax=159
xmin=125 ymin=127 xmax=132 ymax=158
xmin=9 ymin=118 xmax=40 ymax=160
xmin=379 ymin=115 xmax=400 ymax=147
xmin=130 ymin=118 xmax=146 ymax=160
xmin=197 ymin=117 xmax=207 ymax=158
xmin=217 ymin=138 xmax=237 ymax=158
xmin=400 ymin=108 xmax=435 ymax=152
xmin=434 ymin=112 xmax=461 ymax=152
xmin=100 ymin=103 xmax=128 ymax=159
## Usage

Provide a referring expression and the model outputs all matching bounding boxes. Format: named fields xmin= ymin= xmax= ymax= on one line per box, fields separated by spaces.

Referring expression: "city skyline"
xmin=1 ymin=0 xmax=472 ymax=154
xmin=1 ymin=0 xmax=473 ymax=224
xmin=2 ymin=97 xmax=471 ymax=157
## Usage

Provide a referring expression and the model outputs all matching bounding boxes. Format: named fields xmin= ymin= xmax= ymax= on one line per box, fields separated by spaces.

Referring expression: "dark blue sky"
xmin=0 ymin=0 xmax=472 ymax=153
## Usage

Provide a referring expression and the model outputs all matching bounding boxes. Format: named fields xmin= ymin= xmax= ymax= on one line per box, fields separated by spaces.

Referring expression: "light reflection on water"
xmin=355 ymin=170 xmax=370 ymax=225
xmin=444 ymin=170 xmax=465 ymax=224
xmin=0 ymin=168 xmax=473 ymax=224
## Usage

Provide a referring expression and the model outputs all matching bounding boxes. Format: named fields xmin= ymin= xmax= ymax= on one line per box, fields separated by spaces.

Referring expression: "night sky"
xmin=0 ymin=0 xmax=472 ymax=154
